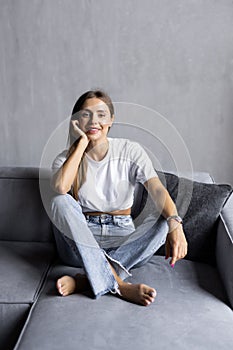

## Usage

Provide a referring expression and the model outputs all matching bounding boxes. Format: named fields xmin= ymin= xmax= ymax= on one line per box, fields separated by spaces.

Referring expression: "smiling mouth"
xmin=86 ymin=127 xmax=101 ymax=134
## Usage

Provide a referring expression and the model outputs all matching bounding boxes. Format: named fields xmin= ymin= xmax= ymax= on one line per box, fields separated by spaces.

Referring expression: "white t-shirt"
xmin=52 ymin=138 xmax=158 ymax=212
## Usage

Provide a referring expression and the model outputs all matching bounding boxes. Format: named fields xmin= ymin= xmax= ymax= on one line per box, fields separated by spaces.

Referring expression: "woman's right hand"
xmin=71 ymin=120 xmax=89 ymax=144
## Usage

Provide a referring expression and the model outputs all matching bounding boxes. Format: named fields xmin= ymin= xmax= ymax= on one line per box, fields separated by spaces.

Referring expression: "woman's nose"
xmin=89 ymin=113 xmax=99 ymax=123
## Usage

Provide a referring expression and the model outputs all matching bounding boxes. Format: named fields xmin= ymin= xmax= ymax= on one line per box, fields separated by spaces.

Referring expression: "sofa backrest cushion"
xmin=0 ymin=167 xmax=53 ymax=242
xmin=155 ymin=171 xmax=233 ymax=265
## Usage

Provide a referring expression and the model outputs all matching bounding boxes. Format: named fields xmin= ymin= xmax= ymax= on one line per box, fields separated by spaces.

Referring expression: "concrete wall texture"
xmin=1 ymin=0 xmax=233 ymax=184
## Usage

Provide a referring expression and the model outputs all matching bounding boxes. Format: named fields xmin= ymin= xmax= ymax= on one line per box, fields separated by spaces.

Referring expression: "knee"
xmin=50 ymin=193 xmax=69 ymax=209
xmin=50 ymin=194 xmax=82 ymax=217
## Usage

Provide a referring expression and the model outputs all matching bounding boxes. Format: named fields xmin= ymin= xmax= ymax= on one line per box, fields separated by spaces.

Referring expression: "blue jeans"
xmin=49 ymin=194 xmax=168 ymax=298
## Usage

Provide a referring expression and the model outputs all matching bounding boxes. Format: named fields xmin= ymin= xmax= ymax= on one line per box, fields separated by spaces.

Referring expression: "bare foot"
xmin=56 ymin=276 xmax=76 ymax=296
xmin=56 ymin=273 xmax=90 ymax=296
xmin=117 ymin=282 xmax=157 ymax=306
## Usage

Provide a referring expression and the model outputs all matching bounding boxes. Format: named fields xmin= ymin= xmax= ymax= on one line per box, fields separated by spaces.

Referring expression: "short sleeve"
xmin=128 ymin=141 xmax=158 ymax=184
xmin=51 ymin=150 xmax=68 ymax=172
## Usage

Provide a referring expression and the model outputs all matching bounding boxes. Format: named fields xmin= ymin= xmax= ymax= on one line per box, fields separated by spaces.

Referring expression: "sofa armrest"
xmin=216 ymin=193 xmax=233 ymax=309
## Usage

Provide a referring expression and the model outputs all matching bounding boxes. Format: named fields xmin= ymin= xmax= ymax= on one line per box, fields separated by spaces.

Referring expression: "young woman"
xmin=50 ymin=90 xmax=187 ymax=306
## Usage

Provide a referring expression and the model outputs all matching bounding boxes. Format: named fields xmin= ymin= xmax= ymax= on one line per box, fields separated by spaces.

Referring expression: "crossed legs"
xmin=50 ymin=194 xmax=165 ymax=306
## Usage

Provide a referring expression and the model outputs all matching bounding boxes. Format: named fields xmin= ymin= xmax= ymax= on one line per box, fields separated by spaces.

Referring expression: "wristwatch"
xmin=166 ymin=215 xmax=183 ymax=224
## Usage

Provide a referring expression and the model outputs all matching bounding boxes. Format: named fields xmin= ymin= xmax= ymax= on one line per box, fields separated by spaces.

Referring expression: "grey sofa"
xmin=0 ymin=166 xmax=233 ymax=350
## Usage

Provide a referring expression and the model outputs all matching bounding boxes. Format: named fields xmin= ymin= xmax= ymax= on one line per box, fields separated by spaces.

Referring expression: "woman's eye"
xmin=98 ymin=114 xmax=106 ymax=118
xmin=81 ymin=112 xmax=90 ymax=118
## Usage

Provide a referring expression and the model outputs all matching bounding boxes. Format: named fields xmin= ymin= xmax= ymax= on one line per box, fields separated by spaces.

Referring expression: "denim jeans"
xmin=49 ymin=194 xmax=168 ymax=299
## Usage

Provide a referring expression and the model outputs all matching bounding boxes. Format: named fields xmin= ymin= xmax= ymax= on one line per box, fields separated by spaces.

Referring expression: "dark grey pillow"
xmin=155 ymin=171 xmax=232 ymax=265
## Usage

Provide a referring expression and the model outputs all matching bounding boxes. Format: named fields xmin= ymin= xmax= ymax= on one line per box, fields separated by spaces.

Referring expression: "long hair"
xmin=67 ymin=89 xmax=114 ymax=200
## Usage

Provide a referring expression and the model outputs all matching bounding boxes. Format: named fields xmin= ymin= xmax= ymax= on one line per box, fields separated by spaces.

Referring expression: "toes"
xmin=144 ymin=295 xmax=154 ymax=304
xmin=56 ymin=277 xmax=70 ymax=296
xmin=148 ymin=289 xmax=157 ymax=298
xmin=143 ymin=287 xmax=157 ymax=305
xmin=56 ymin=279 xmax=61 ymax=289
xmin=56 ymin=279 xmax=63 ymax=295
xmin=143 ymin=298 xmax=151 ymax=306
xmin=60 ymin=286 xmax=69 ymax=296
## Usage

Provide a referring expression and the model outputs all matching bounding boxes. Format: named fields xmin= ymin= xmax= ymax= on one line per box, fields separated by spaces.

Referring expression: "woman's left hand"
xmin=165 ymin=224 xmax=188 ymax=267
xmin=143 ymin=177 xmax=188 ymax=267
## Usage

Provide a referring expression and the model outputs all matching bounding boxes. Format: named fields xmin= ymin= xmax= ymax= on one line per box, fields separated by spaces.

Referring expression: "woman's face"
xmin=76 ymin=97 xmax=114 ymax=141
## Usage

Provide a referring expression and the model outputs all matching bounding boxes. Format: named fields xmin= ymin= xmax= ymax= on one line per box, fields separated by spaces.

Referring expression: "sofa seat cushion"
xmin=0 ymin=241 xmax=55 ymax=303
xmin=0 ymin=304 xmax=30 ymax=350
xmin=15 ymin=256 xmax=233 ymax=350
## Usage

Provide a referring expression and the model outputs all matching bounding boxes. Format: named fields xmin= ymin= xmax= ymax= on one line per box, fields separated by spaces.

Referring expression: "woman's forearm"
xmin=145 ymin=177 xmax=187 ymax=264
xmin=144 ymin=177 xmax=178 ymax=218
xmin=51 ymin=138 xmax=88 ymax=194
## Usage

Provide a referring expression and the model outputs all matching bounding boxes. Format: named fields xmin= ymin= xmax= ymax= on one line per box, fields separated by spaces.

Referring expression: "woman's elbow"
xmin=50 ymin=179 xmax=70 ymax=195
xmin=55 ymin=184 xmax=70 ymax=195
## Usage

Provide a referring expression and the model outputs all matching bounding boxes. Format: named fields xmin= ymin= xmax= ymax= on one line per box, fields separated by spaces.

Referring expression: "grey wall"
xmin=1 ymin=0 xmax=233 ymax=184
